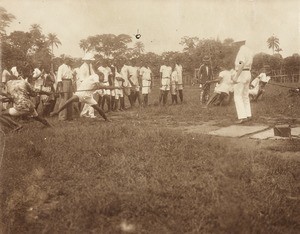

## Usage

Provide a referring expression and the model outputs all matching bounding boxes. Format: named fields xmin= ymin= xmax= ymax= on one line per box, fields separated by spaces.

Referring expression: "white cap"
xmin=82 ymin=52 xmax=95 ymax=61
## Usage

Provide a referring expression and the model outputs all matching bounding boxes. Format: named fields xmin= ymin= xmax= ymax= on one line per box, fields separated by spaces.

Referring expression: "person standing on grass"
xmin=159 ymin=59 xmax=172 ymax=105
xmin=120 ymin=58 xmax=132 ymax=109
xmin=139 ymin=61 xmax=152 ymax=107
xmin=79 ymin=53 xmax=96 ymax=118
xmin=50 ymin=71 xmax=115 ymax=122
xmin=0 ymin=76 xmax=52 ymax=127
xmin=175 ymin=59 xmax=184 ymax=103
xmin=128 ymin=59 xmax=141 ymax=107
xmin=170 ymin=63 xmax=179 ymax=105
xmin=198 ymin=56 xmax=213 ymax=104
xmin=231 ymin=39 xmax=253 ymax=124
xmin=56 ymin=57 xmax=74 ymax=121
xmin=97 ymin=60 xmax=113 ymax=112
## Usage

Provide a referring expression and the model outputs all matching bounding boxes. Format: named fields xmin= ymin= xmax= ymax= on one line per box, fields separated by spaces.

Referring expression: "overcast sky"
xmin=1 ymin=0 xmax=299 ymax=58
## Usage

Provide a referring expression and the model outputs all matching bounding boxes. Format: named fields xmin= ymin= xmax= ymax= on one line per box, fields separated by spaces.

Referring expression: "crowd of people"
xmin=0 ymin=39 xmax=271 ymax=131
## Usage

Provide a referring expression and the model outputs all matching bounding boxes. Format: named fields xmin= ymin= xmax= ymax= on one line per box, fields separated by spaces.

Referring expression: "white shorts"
xmin=142 ymin=80 xmax=151 ymax=94
xmin=114 ymin=89 xmax=123 ymax=99
xmin=177 ymin=84 xmax=183 ymax=90
xmin=160 ymin=78 xmax=170 ymax=91
xmin=100 ymin=82 xmax=111 ymax=96
xmin=76 ymin=94 xmax=97 ymax=105
xmin=8 ymin=107 xmax=38 ymax=117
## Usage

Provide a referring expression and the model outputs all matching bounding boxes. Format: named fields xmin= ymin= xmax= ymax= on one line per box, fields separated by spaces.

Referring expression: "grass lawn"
xmin=1 ymin=83 xmax=300 ymax=233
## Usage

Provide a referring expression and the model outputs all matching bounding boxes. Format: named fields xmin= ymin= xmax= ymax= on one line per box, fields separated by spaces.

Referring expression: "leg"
xmin=242 ymin=81 xmax=251 ymax=118
xmin=51 ymin=96 xmax=79 ymax=116
xmin=159 ymin=90 xmax=164 ymax=104
xmin=233 ymin=83 xmax=247 ymax=119
xmin=91 ymin=104 xmax=109 ymax=121
xmin=111 ymin=96 xmax=115 ymax=111
xmin=174 ymin=94 xmax=178 ymax=104
xmin=106 ymin=95 xmax=111 ymax=112
xmin=137 ymin=91 xmax=142 ymax=106
xmin=0 ymin=115 xmax=22 ymax=130
xmin=163 ymin=91 xmax=169 ymax=106
xmin=33 ymin=115 xmax=51 ymax=127
xmin=98 ymin=95 xmax=103 ymax=107
xmin=178 ymin=89 xmax=183 ymax=103
xmin=120 ymin=97 xmax=125 ymax=110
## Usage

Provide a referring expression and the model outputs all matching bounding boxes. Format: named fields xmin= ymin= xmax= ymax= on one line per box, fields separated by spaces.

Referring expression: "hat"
xmin=233 ymin=39 xmax=246 ymax=47
xmin=82 ymin=52 xmax=95 ymax=61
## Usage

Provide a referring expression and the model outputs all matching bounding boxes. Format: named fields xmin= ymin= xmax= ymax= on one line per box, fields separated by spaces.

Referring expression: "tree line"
xmin=1 ymin=7 xmax=299 ymax=80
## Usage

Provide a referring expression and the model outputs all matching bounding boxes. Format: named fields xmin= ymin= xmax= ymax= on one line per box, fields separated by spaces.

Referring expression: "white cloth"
xmin=79 ymin=62 xmax=95 ymax=117
xmin=170 ymin=70 xmax=178 ymax=95
xmin=258 ymin=73 xmax=271 ymax=83
xmin=75 ymin=74 xmax=100 ymax=98
xmin=233 ymin=71 xmax=252 ymax=119
xmin=160 ymin=65 xmax=172 ymax=78
xmin=215 ymin=70 xmax=234 ymax=94
xmin=175 ymin=64 xmax=183 ymax=89
xmin=233 ymin=45 xmax=253 ymax=119
xmin=120 ymin=65 xmax=131 ymax=88
xmin=128 ymin=66 xmax=139 ymax=87
xmin=249 ymin=77 xmax=260 ymax=96
xmin=2 ymin=69 xmax=11 ymax=83
xmin=97 ymin=66 xmax=112 ymax=96
xmin=140 ymin=67 xmax=152 ymax=94
xmin=235 ymin=45 xmax=253 ymax=71
xmin=11 ymin=67 xmax=19 ymax=77
xmin=160 ymin=65 xmax=172 ymax=91
xmin=56 ymin=64 xmax=73 ymax=83
xmin=113 ymin=72 xmax=123 ymax=98
xmin=33 ymin=68 xmax=42 ymax=78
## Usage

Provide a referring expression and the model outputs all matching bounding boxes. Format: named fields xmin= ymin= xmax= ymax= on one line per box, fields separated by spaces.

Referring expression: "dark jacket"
xmin=198 ymin=64 xmax=213 ymax=84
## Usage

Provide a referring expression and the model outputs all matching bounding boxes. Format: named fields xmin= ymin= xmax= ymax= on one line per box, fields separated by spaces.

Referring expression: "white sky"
xmin=1 ymin=0 xmax=299 ymax=58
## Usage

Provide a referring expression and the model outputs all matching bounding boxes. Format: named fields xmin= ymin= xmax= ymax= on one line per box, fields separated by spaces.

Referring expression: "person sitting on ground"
xmin=206 ymin=68 xmax=236 ymax=107
xmin=249 ymin=71 xmax=271 ymax=102
xmin=50 ymin=70 xmax=118 ymax=122
xmin=0 ymin=75 xmax=52 ymax=127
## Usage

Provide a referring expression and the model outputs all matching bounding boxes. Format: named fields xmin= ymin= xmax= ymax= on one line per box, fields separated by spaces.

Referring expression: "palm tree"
xmin=47 ymin=33 xmax=61 ymax=55
xmin=134 ymin=41 xmax=145 ymax=54
xmin=79 ymin=39 xmax=90 ymax=55
xmin=275 ymin=47 xmax=282 ymax=54
xmin=30 ymin=24 xmax=42 ymax=33
xmin=267 ymin=35 xmax=280 ymax=55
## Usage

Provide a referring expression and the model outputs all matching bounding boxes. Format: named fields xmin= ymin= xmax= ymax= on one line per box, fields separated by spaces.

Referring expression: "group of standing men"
xmin=1 ymin=38 xmax=266 ymax=129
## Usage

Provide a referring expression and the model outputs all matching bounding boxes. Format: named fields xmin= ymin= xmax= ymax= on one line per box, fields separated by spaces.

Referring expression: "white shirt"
xmin=56 ymin=63 xmax=73 ymax=83
xmin=33 ymin=68 xmax=42 ymax=78
xmin=76 ymin=74 xmax=100 ymax=97
xmin=215 ymin=70 xmax=234 ymax=94
xmin=258 ymin=73 xmax=271 ymax=83
xmin=171 ymin=71 xmax=178 ymax=84
xmin=160 ymin=65 xmax=172 ymax=78
xmin=98 ymin=66 xmax=112 ymax=83
xmin=175 ymin=64 xmax=183 ymax=84
xmin=79 ymin=62 xmax=94 ymax=83
xmin=235 ymin=45 xmax=253 ymax=70
xmin=114 ymin=72 xmax=123 ymax=87
xmin=140 ymin=67 xmax=152 ymax=81
xmin=2 ymin=69 xmax=11 ymax=83
xmin=11 ymin=67 xmax=19 ymax=77
xmin=128 ymin=66 xmax=139 ymax=85
xmin=121 ymin=65 xmax=131 ymax=87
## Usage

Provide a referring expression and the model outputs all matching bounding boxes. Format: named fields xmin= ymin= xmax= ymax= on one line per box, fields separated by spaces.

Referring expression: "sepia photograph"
xmin=0 ymin=0 xmax=299 ymax=233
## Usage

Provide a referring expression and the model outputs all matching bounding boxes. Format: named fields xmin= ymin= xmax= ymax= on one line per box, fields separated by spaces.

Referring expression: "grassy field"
xmin=1 ymin=83 xmax=300 ymax=233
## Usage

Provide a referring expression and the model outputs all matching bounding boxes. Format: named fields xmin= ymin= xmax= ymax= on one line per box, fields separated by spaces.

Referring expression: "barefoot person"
xmin=51 ymin=71 xmax=116 ymax=122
